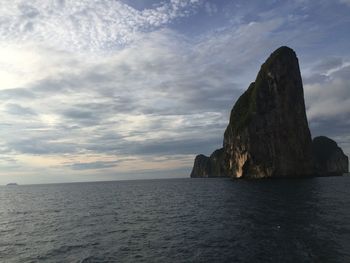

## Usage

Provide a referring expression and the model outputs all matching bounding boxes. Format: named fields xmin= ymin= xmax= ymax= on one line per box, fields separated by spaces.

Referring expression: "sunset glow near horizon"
xmin=0 ymin=0 xmax=349 ymax=184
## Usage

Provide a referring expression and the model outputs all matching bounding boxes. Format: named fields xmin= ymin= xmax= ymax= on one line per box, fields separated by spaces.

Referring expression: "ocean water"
xmin=0 ymin=177 xmax=350 ymax=262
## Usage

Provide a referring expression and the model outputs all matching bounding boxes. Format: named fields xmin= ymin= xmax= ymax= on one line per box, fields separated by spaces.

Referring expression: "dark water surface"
xmin=1 ymin=177 xmax=350 ymax=262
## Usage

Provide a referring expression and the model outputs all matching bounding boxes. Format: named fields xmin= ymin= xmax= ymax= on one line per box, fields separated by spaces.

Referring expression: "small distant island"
xmin=6 ymin=183 xmax=18 ymax=186
xmin=191 ymin=46 xmax=349 ymax=178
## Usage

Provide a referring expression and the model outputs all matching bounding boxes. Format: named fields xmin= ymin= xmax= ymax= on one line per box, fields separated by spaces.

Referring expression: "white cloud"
xmin=0 ymin=0 xmax=203 ymax=51
xmin=0 ymin=43 xmax=92 ymax=90
xmin=305 ymin=63 xmax=350 ymax=120
xmin=304 ymin=60 xmax=350 ymax=156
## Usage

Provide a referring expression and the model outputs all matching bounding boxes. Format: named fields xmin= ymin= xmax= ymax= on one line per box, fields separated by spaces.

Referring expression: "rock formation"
xmin=191 ymin=154 xmax=210 ymax=178
xmin=223 ymin=46 xmax=314 ymax=178
xmin=208 ymin=148 xmax=226 ymax=177
xmin=190 ymin=148 xmax=226 ymax=178
xmin=312 ymin=136 xmax=349 ymax=176
xmin=191 ymin=46 xmax=348 ymax=178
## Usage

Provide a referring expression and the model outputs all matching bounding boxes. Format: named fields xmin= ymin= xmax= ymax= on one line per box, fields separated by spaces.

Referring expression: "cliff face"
xmin=223 ymin=46 xmax=313 ymax=178
xmin=190 ymin=148 xmax=227 ymax=178
xmin=208 ymin=148 xmax=226 ymax=177
xmin=190 ymin=154 xmax=210 ymax=178
xmin=312 ymin=136 xmax=349 ymax=176
xmin=190 ymin=46 xmax=348 ymax=179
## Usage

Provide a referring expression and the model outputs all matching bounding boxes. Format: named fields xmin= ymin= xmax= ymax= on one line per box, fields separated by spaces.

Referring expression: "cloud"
xmin=62 ymin=108 xmax=101 ymax=126
xmin=7 ymin=138 xmax=78 ymax=155
xmin=304 ymin=57 xmax=350 ymax=157
xmin=0 ymin=14 xmax=336 ymax=171
xmin=204 ymin=2 xmax=218 ymax=16
xmin=85 ymin=136 xmax=222 ymax=157
xmin=70 ymin=160 xmax=119 ymax=170
xmin=305 ymin=63 xmax=350 ymax=121
xmin=312 ymin=57 xmax=343 ymax=73
xmin=0 ymin=0 xmax=349 ymax=183
xmin=5 ymin=103 xmax=37 ymax=116
xmin=0 ymin=88 xmax=36 ymax=99
xmin=1 ymin=23 xmax=263 ymax=178
xmin=0 ymin=0 xmax=203 ymax=51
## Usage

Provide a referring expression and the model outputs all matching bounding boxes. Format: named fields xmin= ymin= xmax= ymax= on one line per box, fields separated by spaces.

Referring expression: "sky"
xmin=0 ymin=0 xmax=349 ymax=184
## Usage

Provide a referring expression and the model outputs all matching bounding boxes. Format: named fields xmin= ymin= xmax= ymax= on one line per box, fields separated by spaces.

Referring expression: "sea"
xmin=0 ymin=177 xmax=350 ymax=262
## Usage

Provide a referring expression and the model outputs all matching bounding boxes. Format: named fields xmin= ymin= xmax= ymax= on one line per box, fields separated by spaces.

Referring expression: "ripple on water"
xmin=0 ymin=178 xmax=349 ymax=262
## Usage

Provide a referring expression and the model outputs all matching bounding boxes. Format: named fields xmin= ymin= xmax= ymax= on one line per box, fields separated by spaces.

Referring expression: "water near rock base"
xmin=1 ymin=177 xmax=350 ymax=262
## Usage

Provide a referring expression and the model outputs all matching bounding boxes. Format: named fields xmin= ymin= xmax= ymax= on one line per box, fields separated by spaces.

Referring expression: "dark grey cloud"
xmin=61 ymin=108 xmax=101 ymax=126
xmin=331 ymin=65 xmax=350 ymax=80
xmin=31 ymin=77 xmax=78 ymax=94
xmin=63 ymin=109 xmax=94 ymax=120
xmin=310 ymin=116 xmax=350 ymax=138
xmin=303 ymin=73 xmax=328 ymax=85
xmin=313 ymin=57 xmax=343 ymax=72
xmin=127 ymin=137 xmax=222 ymax=156
xmin=18 ymin=4 xmax=40 ymax=19
xmin=85 ymin=135 xmax=223 ymax=157
xmin=70 ymin=161 xmax=119 ymax=170
xmin=5 ymin=103 xmax=36 ymax=116
xmin=8 ymin=139 xmax=78 ymax=155
xmin=0 ymin=88 xmax=36 ymax=100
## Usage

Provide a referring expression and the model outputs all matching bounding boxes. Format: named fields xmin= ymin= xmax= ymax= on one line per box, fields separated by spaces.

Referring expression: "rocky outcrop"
xmin=190 ymin=154 xmax=210 ymax=178
xmin=191 ymin=46 xmax=319 ymax=178
xmin=312 ymin=136 xmax=349 ymax=176
xmin=208 ymin=148 xmax=226 ymax=177
xmin=223 ymin=46 xmax=314 ymax=178
xmin=190 ymin=148 xmax=227 ymax=178
xmin=190 ymin=46 xmax=349 ymax=178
